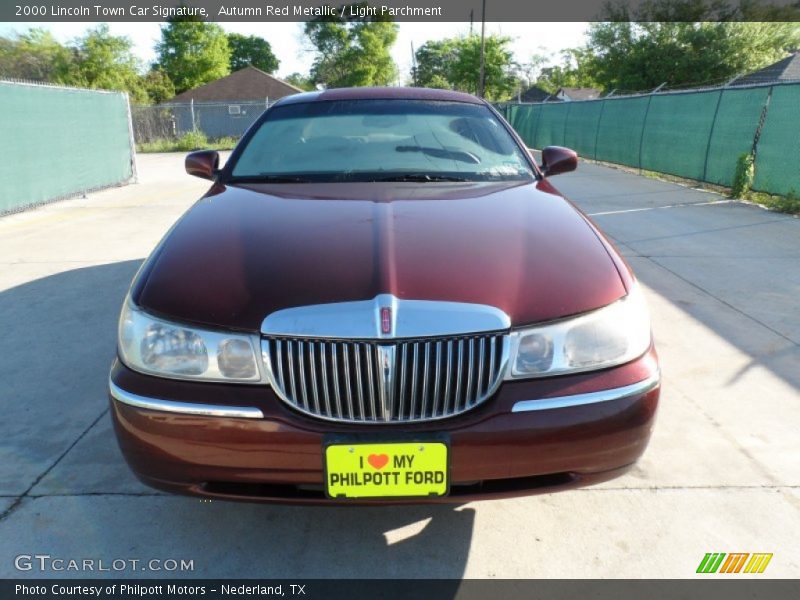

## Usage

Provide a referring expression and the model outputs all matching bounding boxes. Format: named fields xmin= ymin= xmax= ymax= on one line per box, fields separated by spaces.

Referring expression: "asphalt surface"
xmin=0 ymin=154 xmax=798 ymax=579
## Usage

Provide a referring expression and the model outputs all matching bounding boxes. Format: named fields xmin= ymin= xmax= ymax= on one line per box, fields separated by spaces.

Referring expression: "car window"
xmin=229 ymin=99 xmax=534 ymax=183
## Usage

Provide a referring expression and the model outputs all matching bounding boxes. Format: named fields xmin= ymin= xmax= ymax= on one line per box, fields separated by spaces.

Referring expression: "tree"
xmin=156 ymin=17 xmax=230 ymax=94
xmin=227 ymin=33 xmax=279 ymax=73
xmin=141 ymin=68 xmax=176 ymax=104
xmin=414 ymin=39 xmax=458 ymax=88
xmin=414 ymin=34 xmax=517 ymax=100
xmin=65 ymin=25 xmax=149 ymax=103
xmin=0 ymin=29 xmax=73 ymax=82
xmin=581 ymin=2 xmax=800 ymax=92
xmin=534 ymin=49 xmax=599 ymax=94
xmin=304 ymin=5 xmax=398 ymax=88
xmin=284 ymin=72 xmax=316 ymax=91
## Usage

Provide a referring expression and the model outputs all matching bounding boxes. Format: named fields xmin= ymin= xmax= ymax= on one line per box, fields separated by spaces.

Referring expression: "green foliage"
xmin=534 ymin=49 xmax=599 ymax=94
xmin=136 ymin=131 xmax=238 ymax=153
xmin=156 ymin=18 xmax=231 ymax=94
xmin=63 ymin=25 xmax=149 ymax=103
xmin=0 ymin=29 xmax=73 ymax=82
xmin=0 ymin=27 xmax=179 ymax=104
xmin=141 ymin=68 xmax=175 ymax=104
xmin=304 ymin=5 xmax=398 ymax=88
xmin=731 ymin=153 xmax=755 ymax=199
xmin=284 ymin=72 xmax=316 ymax=91
xmin=227 ymin=33 xmax=279 ymax=73
xmin=583 ymin=18 xmax=800 ymax=92
xmin=414 ymin=38 xmax=458 ymax=88
xmin=414 ymin=34 xmax=517 ymax=100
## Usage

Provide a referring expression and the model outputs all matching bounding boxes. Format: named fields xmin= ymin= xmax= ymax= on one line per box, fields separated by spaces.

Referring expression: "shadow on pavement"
xmin=0 ymin=260 xmax=475 ymax=581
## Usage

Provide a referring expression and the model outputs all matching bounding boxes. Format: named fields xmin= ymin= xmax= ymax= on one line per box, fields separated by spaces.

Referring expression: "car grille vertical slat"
xmin=398 ymin=343 xmax=408 ymax=420
xmin=409 ymin=342 xmax=420 ymax=420
xmin=420 ymin=342 xmax=431 ymax=418
xmin=264 ymin=332 xmax=507 ymax=424
xmin=319 ymin=342 xmax=332 ymax=414
xmin=476 ymin=337 xmax=486 ymax=400
xmin=432 ymin=341 xmax=442 ymax=417
xmin=443 ymin=340 xmax=453 ymax=414
xmin=453 ymin=339 xmax=464 ymax=414
xmin=353 ymin=343 xmax=365 ymax=420
xmin=275 ymin=339 xmax=286 ymax=392
xmin=286 ymin=340 xmax=298 ymax=408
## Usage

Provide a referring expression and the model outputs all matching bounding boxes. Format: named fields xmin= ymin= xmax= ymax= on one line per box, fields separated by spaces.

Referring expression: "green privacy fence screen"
xmin=0 ymin=80 xmax=135 ymax=214
xmin=500 ymin=81 xmax=800 ymax=197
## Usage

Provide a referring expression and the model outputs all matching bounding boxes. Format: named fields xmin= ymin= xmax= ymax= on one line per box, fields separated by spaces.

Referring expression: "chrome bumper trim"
xmin=109 ymin=380 xmax=264 ymax=419
xmin=511 ymin=371 xmax=660 ymax=413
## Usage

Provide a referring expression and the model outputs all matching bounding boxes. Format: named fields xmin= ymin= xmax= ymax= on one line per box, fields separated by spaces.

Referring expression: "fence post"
xmin=532 ymin=102 xmax=544 ymax=150
xmin=562 ymin=101 xmax=573 ymax=147
xmin=701 ymin=88 xmax=726 ymax=183
xmin=123 ymin=91 xmax=139 ymax=184
xmin=190 ymin=98 xmax=196 ymax=131
xmin=593 ymin=98 xmax=607 ymax=161
xmin=638 ymin=93 xmax=656 ymax=172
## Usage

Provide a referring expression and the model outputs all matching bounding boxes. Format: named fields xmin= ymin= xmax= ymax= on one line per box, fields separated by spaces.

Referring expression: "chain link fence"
xmin=131 ymin=100 xmax=275 ymax=144
xmin=497 ymin=80 xmax=800 ymax=197
xmin=0 ymin=78 xmax=135 ymax=215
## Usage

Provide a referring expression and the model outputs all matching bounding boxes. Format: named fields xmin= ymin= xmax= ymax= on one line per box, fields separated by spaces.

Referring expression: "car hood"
xmin=132 ymin=180 xmax=627 ymax=332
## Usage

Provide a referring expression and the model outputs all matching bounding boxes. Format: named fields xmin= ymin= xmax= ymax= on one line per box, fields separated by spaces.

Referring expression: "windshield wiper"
xmin=395 ymin=145 xmax=480 ymax=164
xmin=369 ymin=173 xmax=472 ymax=183
xmin=230 ymin=173 xmax=314 ymax=183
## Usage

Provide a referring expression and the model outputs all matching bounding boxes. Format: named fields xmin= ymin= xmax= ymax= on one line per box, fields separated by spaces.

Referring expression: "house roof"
xmin=168 ymin=66 xmax=304 ymax=103
xmin=557 ymin=87 xmax=602 ymax=101
xmin=733 ymin=52 xmax=800 ymax=86
xmin=520 ymin=85 xmax=553 ymax=102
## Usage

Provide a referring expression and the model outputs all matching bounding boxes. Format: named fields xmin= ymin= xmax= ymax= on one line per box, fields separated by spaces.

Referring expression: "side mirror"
xmin=185 ymin=150 xmax=220 ymax=180
xmin=540 ymin=146 xmax=578 ymax=177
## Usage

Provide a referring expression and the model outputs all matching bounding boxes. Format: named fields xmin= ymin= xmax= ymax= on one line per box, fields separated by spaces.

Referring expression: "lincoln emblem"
xmin=380 ymin=307 xmax=392 ymax=334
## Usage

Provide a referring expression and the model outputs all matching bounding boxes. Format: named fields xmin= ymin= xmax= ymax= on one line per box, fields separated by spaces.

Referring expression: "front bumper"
xmin=109 ymin=348 xmax=660 ymax=504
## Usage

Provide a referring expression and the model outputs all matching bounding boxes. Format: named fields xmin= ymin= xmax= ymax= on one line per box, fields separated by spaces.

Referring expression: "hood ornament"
xmin=380 ymin=306 xmax=392 ymax=335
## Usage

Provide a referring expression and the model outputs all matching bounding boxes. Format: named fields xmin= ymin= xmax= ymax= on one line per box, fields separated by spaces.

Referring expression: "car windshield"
xmin=229 ymin=99 xmax=534 ymax=183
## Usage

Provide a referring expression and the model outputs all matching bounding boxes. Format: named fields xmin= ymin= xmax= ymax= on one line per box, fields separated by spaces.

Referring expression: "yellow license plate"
xmin=325 ymin=441 xmax=449 ymax=499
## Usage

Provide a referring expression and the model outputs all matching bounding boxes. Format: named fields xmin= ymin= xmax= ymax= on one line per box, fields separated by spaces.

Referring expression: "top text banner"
xmin=3 ymin=0 xmax=800 ymax=22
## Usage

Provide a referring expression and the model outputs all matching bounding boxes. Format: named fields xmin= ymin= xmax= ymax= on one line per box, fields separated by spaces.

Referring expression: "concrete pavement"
xmin=0 ymin=154 xmax=798 ymax=578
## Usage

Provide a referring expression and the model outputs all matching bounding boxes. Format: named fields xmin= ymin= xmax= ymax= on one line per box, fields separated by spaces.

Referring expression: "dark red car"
xmin=109 ymin=87 xmax=659 ymax=503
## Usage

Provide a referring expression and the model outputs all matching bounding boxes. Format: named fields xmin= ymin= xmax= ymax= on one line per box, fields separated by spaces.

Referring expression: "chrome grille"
xmin=262 ymin=333 xmax=509 ymax=423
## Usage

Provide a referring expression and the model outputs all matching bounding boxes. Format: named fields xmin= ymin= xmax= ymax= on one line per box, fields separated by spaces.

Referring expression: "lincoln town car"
xmin=109 ymin=87 xmax=660 ymax=503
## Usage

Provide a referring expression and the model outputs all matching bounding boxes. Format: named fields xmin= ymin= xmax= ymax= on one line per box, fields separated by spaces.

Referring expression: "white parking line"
xmin=587 ymin=200 xmax=733 ymax=216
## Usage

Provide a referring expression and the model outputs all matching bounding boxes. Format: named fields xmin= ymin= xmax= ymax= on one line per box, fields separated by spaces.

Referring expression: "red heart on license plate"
xmin=367 ymin=453 xmax=389 ymax=469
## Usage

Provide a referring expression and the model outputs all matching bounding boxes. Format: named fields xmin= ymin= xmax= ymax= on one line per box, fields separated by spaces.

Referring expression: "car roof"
xmin=273 ymin=86 xmax=485 ymax=107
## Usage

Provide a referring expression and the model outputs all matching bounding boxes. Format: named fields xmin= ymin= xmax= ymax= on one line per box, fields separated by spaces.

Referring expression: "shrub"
xmin=136 ymin=133 xmax=238 ymax=153
xmin=731 ymin=153 xmax=755 ymax=199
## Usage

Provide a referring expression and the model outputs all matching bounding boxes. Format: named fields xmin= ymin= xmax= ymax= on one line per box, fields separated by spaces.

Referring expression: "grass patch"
xmin=742 ymin=190 xmax=800 ymax=215
xmin=137 ymin=131 xmax=238 ymax=153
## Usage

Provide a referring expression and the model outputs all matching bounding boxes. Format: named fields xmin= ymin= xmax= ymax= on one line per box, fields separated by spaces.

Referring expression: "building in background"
xmin=554 ymin=87 xmax=601 ymax=101
xmin=145 ymin=66 xmax=304 ymax=141
xmin=519 ymin=85 xmax=553 ymax=103
xmin=168 ymin=65 xmax=303 ymax=103
xmin=731 ymin=52 xmax=800 ymax=86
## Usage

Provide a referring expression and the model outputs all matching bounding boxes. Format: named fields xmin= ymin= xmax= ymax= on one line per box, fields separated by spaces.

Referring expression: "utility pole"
xmin=411 ymin=41 xmax=418 ymax=87
xmin=478 ymin=0 xmax=486 ymax=98
xmin=469 ymin=9 xmax=473 ymax=36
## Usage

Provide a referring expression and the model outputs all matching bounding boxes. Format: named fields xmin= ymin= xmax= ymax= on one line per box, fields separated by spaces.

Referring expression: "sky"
xmin=0 ymin=21 xmax=588 ymax=83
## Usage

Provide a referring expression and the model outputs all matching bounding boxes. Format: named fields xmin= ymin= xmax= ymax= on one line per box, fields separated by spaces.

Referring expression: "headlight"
xmin=118 ymin=300 xmax=264 ymax=383
xmin=506 ymin=285 xmax=651 ymax=379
